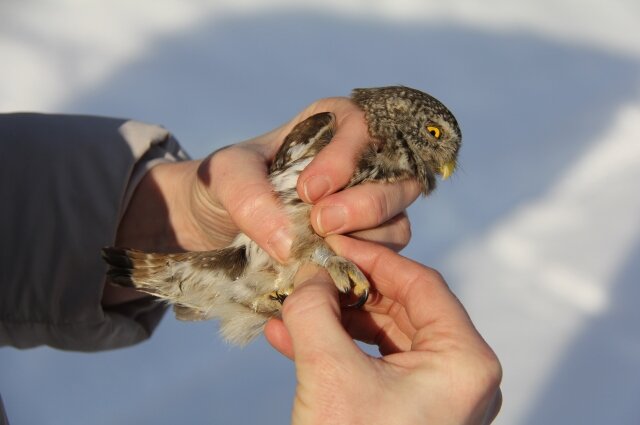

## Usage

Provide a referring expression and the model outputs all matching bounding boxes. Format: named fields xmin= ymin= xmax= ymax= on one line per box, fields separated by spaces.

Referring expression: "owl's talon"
xmin=346 ymin=288 xmax=369 ymax=309
xmin=269 ymin=291 xmax=288 ymax=304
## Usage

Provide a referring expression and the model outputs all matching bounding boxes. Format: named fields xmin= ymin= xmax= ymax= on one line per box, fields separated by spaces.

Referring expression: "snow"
xmin=1 ymin=1 xmax=639 ymax=424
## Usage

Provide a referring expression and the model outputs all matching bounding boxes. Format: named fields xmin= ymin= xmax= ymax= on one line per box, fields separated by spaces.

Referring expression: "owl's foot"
xmin=251 ymin=290 xmax=289 ymax=314
xmin=269 ymin=290 xmax=289 ymax=304
xmin=267 ymin=261 xmax=369 ymax=308
xmin=310 ymin=245 xmax=370 ymax=308
xmin=324 ymin=256 xmax=370 ymax=308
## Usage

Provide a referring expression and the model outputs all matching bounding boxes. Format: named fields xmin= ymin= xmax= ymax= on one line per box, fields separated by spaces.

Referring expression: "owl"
xmin=102 ymin=86 xmax=462 ymax=345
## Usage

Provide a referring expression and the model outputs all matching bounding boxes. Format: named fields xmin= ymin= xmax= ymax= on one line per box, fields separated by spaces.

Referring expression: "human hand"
xmin=264 ymin=236 xmax=502 ymax=425
xmin=116 ymin=96 xmax=418 ymax=257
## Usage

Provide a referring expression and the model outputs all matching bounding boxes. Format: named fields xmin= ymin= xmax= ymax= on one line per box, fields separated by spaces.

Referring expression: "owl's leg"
xmin=311 ymin=245 xmax=370 ymax=308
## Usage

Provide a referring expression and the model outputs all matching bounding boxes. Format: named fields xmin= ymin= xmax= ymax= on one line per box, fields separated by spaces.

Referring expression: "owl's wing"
xmin=270 ymin=112 xmax=335 ymax=173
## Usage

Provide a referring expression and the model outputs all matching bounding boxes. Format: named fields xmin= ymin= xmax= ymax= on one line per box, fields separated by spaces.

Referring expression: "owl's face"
xmin=411 ymin=101 xmax=461 ymax=179
xmin=352 ymin=86 xmax=462 ymax=180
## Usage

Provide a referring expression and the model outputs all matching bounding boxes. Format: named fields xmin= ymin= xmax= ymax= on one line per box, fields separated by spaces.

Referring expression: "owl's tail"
xmin=102 ymin=247 xmax=177 ymax=289
xmin=101 ymin=247 xmax=213 ymax=316
xmin=101 ymin=246 xmax=270 ymax=345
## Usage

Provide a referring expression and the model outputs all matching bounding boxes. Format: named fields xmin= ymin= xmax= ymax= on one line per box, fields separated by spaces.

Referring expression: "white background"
xmin=1 ymin=1 xmax=640 ymax=423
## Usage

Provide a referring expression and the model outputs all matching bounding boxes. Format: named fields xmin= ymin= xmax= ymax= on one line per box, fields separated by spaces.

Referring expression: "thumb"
xmin=282 ymin=269 xmax=359 ymax=362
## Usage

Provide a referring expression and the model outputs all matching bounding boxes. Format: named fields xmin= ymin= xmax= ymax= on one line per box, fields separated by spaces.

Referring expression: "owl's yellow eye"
xmin=427 ymin=126 xmax=441 ymax=139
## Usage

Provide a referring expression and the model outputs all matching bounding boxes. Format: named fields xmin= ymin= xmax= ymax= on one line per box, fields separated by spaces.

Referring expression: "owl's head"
xmin=352 ymin=86 xmax=462 ymax=189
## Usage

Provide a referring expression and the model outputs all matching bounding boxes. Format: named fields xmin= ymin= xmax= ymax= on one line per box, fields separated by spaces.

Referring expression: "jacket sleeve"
xmin=0 ymin=113 xmax=190 ymax=351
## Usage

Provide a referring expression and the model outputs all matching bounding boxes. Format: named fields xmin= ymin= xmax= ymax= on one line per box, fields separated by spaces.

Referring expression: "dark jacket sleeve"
xmin=0 ymin=113 xmax=189 ymax=351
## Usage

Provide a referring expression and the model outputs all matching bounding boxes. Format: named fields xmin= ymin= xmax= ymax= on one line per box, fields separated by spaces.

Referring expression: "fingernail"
xmin=303 ymin=175 xmax=331 ymax=203
xmin=268 ymin=227 xmax=293 ymax=263
xmin=316 ymin=205 xmax=346 ymax=235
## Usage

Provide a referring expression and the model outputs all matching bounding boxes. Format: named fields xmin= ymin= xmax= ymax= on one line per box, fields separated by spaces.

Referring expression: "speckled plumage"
xmin=102 ymin=86 xmax=462 ymax=345
xmin=350 ymin=86 xmax=461 ymax=193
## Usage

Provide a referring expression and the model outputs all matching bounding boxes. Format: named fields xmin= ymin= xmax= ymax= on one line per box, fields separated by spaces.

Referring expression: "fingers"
xmin=347 ymin=212 xmax=411 ymax=252
xmin=199 ymin=145 xmax=292 ymax=262
xmin=341 ymin=309 xmax=413 ymax=355
xmin=295 ymin=97 xmax=420 ymax=247
xmin=280 ymin=268 xmax=361 ymax=362
xmin=264 ymin=318 xmax=294 ymax=359
xmin=196 ymin=95 xmax=420 ymax=260
xmin=268 ymin=270 xmax=419 ymax=358
xmin=297 ymin=99 xmax=370 ymax=203
xmin=354 ymin=292 xmax=417 ymax=333
xmin=328 ymin=236 xmax=502 ymax=381
xmin=310 ymin=178 xmax=419 ymax=236
xmin=326 ymin=235 xmax=474 ymax=334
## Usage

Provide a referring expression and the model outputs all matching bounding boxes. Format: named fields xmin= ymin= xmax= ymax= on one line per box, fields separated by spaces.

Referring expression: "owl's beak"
xmin=439 ymin=160 xmax=456 ymax=180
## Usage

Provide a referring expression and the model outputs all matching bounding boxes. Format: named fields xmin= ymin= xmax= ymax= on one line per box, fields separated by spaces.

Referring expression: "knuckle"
xmin=462 ymin=348 xmax=503 ymax=404
xmin=310 ymin=96 xmax=350 ymax=110
xmin=228 ymin=184 xmax=274 ymax=221
xmin=420 ymin=267 xmax=446 ymax=285
xmin=281 ymin=293 xmax=312 ymax=319
xmin=394 ymin=213 xmax=412 ymax=246
xmin=282 ymin=285 xmax=337 ymax=322
xmin=364 ymin=189 xmax=390 ymax=225
xmin=486 ymin=356 xmax=503 ymax=390
xmin=478 ymin=347 xmax=503 ymax=389
xmin=203 ymin=146 xmax=238 ymax=183
xmin=210 ymin=145 xmax=237 ymax=166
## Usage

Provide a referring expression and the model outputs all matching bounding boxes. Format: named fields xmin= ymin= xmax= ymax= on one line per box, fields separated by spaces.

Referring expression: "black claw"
xmin=346 ymin=288 xmax=369 ymax=309
xmin=270 ymin=291 xmax=288 ymax=304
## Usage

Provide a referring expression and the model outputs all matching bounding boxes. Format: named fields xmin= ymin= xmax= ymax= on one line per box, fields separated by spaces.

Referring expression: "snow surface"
xmin=1 ymin=1 xmax=639 ymax=424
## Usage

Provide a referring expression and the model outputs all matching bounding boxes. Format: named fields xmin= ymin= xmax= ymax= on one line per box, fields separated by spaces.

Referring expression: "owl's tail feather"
xmin=101 ymin=245 xmax=249 ymax=309
xmin=101 ymin=247 xmax=137 ymax=287
xmin=101 ymin=247 xmax=208 ymax=307
xmin=101 ymin=247 xmax=181 ymax=288
xmin=102 ymin=245 xmax=269 ymax=345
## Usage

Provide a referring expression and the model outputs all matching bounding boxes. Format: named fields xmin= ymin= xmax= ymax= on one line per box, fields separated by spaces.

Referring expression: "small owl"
xmin=102 ymin=86 xmax=461 ymax=345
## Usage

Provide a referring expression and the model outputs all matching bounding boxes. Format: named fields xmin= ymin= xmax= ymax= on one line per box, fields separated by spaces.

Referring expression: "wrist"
xmin=115 ymin=160 xmax=202 ymax=252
